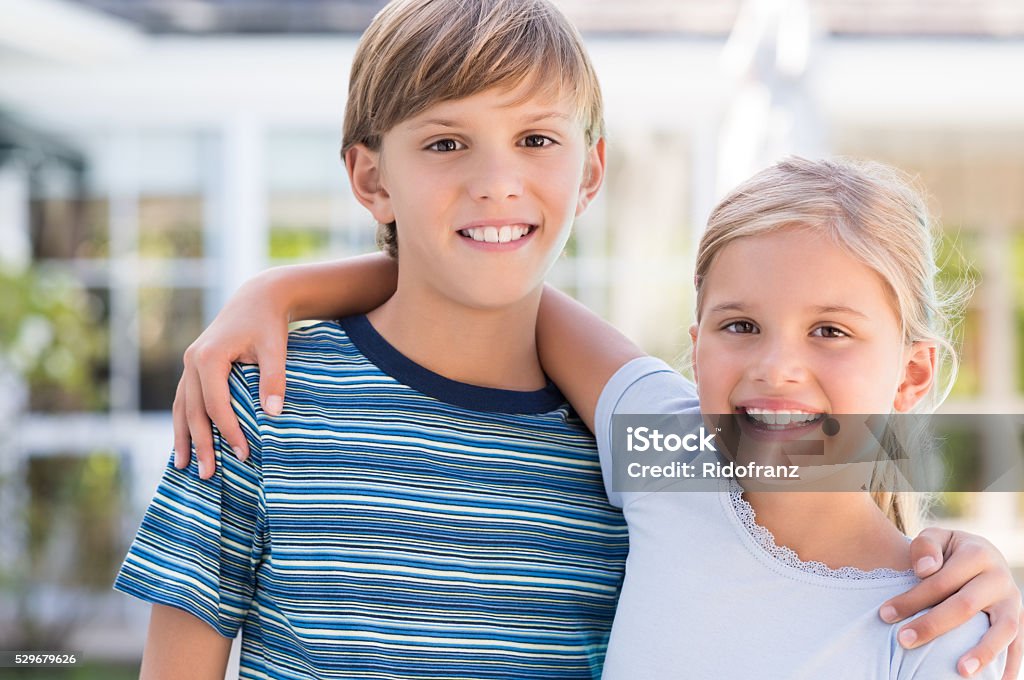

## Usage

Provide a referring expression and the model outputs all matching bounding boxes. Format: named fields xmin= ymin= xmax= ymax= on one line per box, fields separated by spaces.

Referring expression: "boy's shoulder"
xmin=284 ymin=319 xmax=362 ymax=361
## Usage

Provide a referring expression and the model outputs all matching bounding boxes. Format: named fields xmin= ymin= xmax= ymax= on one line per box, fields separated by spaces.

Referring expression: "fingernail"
xmin=232 ymin=446 xmax=246 ymax=461
xmin=961 ymin=657 xmax=980 ymax=676
xmin=880 ymin=605 xmax=898 ymax=623
xmin=898 ymin=628 xmax=917 ymax=648
xmin=198 ymin=460 xmax=209 ymax=478
xmin=915 ymin=556 xmax=936 ymax=574
xmin=174 ymin=451 xmax=185 ymax=468
xmin=266 ymin=395 xmax=283 ymax=416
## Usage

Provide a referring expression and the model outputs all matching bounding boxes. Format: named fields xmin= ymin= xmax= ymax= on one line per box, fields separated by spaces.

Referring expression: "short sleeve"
xmin=893 ymin=612 xmax=1006 ymax=679
xmin=593 ymin=356 xmax=699 ymax=508
xmin=113 ymin=363 xmax=265 ymax=638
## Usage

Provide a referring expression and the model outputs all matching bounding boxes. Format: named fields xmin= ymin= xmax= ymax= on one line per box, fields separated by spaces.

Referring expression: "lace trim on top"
xmin=727 ymin=480 xmax=914 ymax=581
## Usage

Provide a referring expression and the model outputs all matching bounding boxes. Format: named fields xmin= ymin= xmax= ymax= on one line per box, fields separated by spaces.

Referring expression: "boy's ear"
xmin=345 ymin=144 xmax=395 ymax=225
xmin=575 ymin=137 xmax=606 ymax=216
xmin=893 ymin=341 xmax=936 ymax=412
xmin=688 ymin=323 xmax=699 ymax=384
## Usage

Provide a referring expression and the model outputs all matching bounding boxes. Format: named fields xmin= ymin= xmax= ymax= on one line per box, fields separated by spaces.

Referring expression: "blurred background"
xmin=0 ymin=0 xmax=1022 ymax=676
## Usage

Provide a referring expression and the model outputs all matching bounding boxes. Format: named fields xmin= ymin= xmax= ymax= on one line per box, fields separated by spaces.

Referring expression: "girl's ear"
xmin=576 ymin=137 xmax=606 ymax=216
xmin=688 ymin=323 xmax=699 ymax=384
xmin=345 ymin=144 xmax=395 ymax=225
xmin=893 ymin=341 xmax=936 ymax=412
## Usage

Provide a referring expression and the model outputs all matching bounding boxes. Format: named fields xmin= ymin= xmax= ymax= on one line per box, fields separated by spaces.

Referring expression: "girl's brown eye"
xmin=813 ymin=326 xmax=847 ymax=338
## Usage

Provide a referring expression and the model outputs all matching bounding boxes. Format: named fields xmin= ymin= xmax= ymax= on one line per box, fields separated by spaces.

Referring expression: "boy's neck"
xmin=741 ymin=490 xmax=913 ymax=573
xmin=366 ymin=283 xmax=548 ymax=391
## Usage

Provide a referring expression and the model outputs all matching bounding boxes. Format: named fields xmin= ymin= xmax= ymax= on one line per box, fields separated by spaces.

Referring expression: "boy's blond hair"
xmin=695 ymin=156 xmax=969 ymax=534
xmin=342 ymin=0 xmax=605 ymax=258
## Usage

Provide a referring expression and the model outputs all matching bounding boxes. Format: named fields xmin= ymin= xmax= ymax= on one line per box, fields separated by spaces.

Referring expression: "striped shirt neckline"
xmin=339 ymin=314 xmax=567 ymax=415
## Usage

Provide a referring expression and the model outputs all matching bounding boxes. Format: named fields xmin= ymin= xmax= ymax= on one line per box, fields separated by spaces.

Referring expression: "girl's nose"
xmin=747 ymin=338 xmax=808 ymax=387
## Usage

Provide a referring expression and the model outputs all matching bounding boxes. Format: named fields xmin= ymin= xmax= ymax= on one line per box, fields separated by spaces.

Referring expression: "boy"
xmin=116 ymin=0 xmax=628 ymax=677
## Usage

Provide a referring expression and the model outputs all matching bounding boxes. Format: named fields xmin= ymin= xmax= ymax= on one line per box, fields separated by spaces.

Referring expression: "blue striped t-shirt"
xmin=115 ymin=316 xmax=628 ymax=679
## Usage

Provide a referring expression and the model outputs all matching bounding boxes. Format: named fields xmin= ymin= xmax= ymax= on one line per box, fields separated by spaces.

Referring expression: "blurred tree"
xmin=0 ymin=264 xmax=109 ymax=649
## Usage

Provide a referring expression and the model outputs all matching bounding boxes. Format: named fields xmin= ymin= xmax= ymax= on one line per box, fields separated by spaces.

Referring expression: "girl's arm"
xmin=140 ymin=604 xmax=233 ymax=679
xmin=535 ymin=285 xmax=646 ymax=432
xmin=173 ymin=253 xmax=396 ymax=478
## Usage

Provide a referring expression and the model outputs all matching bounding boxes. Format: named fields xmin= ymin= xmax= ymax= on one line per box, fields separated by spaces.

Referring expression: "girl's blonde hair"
xmin=342 ymin=0 xmax=604 ymax=258
xmin=695 ymin=156 xmax=967 ymax=533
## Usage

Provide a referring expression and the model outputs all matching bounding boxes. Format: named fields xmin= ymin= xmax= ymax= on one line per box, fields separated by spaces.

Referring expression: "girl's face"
xmin=691 ymin=229 xmax=935 ymax=429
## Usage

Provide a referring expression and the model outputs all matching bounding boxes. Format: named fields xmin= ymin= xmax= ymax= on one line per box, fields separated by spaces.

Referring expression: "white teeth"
xmin=743 ymin=408 xmax=822 ymax=427
xmin=460 ymin=225 xmax=532 ymax=243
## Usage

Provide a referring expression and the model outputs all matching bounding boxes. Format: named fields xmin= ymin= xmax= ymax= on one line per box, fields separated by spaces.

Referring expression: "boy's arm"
xmin=173 ymin=253 xmax=397 ymax=478
xmin=884 ymin=529 xmax=1022 ymax=679
xmin=535 ymin=285 xmax=646 ymax=432
xmin=140 ymin=604 xmax=232 ymax=680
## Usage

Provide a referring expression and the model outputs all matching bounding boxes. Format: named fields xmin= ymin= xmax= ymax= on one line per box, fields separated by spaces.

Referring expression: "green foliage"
xmin=269 ymin=225 xmax=330 ymax=260
xmin=0 ymin=266 xmax=107 ymax=409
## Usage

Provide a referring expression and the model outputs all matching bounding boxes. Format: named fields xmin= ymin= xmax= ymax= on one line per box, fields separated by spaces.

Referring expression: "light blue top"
xmin=593 ymin=356 xmax=1002 ymax=680
xmin=115 ymin=317 xmax=628 ymax=679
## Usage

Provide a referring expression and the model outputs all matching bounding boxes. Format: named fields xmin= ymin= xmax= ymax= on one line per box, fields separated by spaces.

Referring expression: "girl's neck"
xmin=740 ymin=490 xmax=913 ymax=573
xmin=366 ymin=283 xmax=547 ymax=391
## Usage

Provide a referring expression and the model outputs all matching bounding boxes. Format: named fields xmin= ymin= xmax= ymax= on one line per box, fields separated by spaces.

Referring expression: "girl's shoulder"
xmin=892 ymin=610 xmax=1003 ymax=679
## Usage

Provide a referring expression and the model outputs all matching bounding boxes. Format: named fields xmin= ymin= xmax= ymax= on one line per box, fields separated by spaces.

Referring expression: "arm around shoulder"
xmin=536 ymin=285 xmax=646 ymax=432
xmin=895 ymin=613 xmax=1008 ymax=680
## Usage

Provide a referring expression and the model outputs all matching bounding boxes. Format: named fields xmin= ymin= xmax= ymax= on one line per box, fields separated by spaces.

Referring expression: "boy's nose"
xmin=467 ymin=153 xmax=524 ymax=201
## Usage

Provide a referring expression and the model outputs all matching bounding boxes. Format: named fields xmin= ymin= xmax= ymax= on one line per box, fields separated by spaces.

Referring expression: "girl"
xmin=541 ymin=155 xmax=1004 ymax=678
xmin=172 ymin=157 xmax=1021 ymax=677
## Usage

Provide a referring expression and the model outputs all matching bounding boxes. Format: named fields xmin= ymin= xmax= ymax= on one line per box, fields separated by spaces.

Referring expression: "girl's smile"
xmin=691 ymin=227 xmax=930 ymax=421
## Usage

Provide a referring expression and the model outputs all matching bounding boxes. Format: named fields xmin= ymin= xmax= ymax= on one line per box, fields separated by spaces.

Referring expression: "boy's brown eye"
xmin=724 ymin=321 xmax=757 ymax=334
xmin=523 ymin=135 xmax=552 ymax=148
xmin=429 ymin=139 xmax=461 ymax=152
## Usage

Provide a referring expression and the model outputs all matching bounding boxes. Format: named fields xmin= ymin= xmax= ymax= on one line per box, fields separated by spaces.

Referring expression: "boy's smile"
xmin=348 ymin=78 xmax=604 ymax=312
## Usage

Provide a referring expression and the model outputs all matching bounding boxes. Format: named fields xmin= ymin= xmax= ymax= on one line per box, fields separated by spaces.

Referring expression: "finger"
xmin=881 ymin=539 xmax=989 ymax=623
xmin=171 ymin=377 xmax=192 ymax=469
xmin=184 ymin=358 xmax=217 ymax=480
xmin=198 ymin=353 xmax=249 ymax=462
xmin=256 ymin=338 xmax=288 ymax=417
xmin=909 ymin=527 xmax=952 ymax=578
xmin=957 ymin=607 xmax=1019 ymax=677
xmin=893 ymin=572 xmax=1004 ymax=649
xmin=998 ymin=611 xmax=1022 ymax=680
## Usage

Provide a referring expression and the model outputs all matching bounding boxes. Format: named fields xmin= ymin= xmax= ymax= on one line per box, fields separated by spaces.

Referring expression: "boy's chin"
xmin=447 ymin=281 xmax=546 ymax=312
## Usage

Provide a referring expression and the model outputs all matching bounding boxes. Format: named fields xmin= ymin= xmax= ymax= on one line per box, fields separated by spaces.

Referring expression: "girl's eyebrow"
xmin=707 ymin=302 xmax=868 ymax=319
xmin=812 ymin=305 xmax=869 ymax=319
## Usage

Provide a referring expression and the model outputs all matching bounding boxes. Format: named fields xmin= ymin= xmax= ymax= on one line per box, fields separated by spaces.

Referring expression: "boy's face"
xmin=347 ymin=79 xmax=604 ymax=311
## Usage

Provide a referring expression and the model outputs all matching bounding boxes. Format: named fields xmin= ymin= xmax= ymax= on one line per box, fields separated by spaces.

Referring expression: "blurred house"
xmin=0 ymin=0 xmax=1022 ymax=671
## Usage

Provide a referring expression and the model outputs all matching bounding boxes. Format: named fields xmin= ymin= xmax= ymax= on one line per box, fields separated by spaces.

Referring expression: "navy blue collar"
xmin=338 ymin=314 xmax=567 ymax=414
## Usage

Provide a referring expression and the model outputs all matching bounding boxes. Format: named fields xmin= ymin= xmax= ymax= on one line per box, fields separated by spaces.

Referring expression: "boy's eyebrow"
xmin=707 ymin=302 xmax=747 ymax=315
xmin=408 ymin=111 xmax=572 ymax=130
